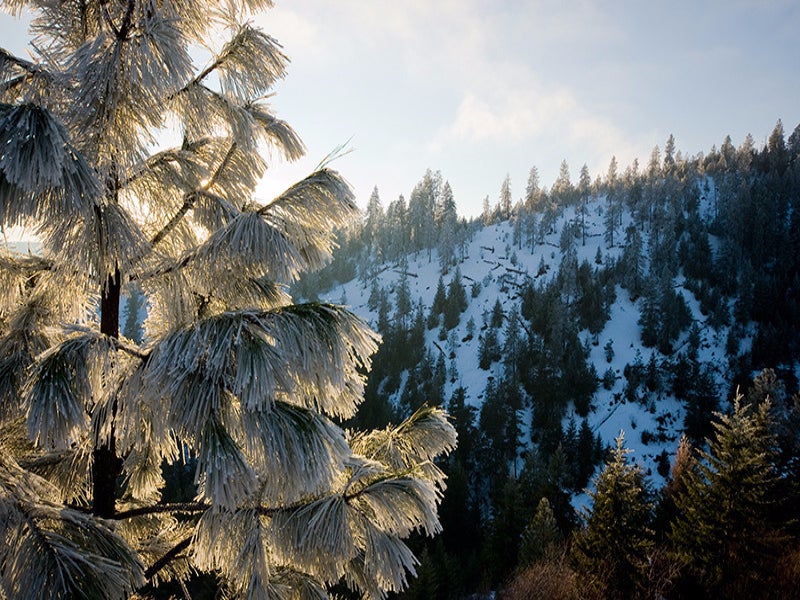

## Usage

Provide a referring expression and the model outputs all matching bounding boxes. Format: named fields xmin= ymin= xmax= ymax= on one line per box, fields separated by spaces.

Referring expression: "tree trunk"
xmin=93 ymin=268 xmax=122 ymax=518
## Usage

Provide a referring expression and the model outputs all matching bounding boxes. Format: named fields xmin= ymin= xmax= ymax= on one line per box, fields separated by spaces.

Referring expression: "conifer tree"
xmin=499 ymin=174 xmax=513 ymax=221
xmin=524 ymin=165 xmax=548 ymax=217
xmin=669 ymin=397 xmax=786 ymax=597
xmin=519 ymin=497 xmax=563 ymax=566
xmin=571 ymin=433 xmax=654 ymax=599
xmin=428 ymin=275 xmax=447 ymax=329
xmin=436 ymin=181 xmax=458 ymax=273
xmin=0 ymin=2 xmax=455 ymax=597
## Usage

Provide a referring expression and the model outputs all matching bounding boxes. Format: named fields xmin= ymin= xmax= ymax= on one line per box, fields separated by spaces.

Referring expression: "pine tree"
xmin=429 ymin=275 xmax=447 ymax=328
xmin=0 ymin=3 xmax=455 ymax=597
xmin=578 ymin=163 xmax=591 ymax=246
xmin=499 ymin=173 xmax=513 ymax=221
xmin=552 ymin=159 xmax=573 ymax=206
xmin=490 ymin=297 xmax=505 ymax=328
xmin=669 ymin=397 xmax=786 ymax=597
xmin=478 ymin=328 xmax=500 ymax=370
xmin=519 ymin=497 xmax=563 ymax=566
xmin=364 ymin=185 xmax=384 ymax=256
xmin=437 ymin=181 xmax=458 ymax=272
xmin=604 ymin=156 xmax=621 ymax=249
xmin=395 ymin=269 xmax=413 ymax=325
xmin=571 ymin=433 xmax=654 ymax=599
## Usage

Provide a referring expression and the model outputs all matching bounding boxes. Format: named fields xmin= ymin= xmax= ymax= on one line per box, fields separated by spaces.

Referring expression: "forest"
xmin=294 ymin=122 xmax=800 ymax=599
xmin=1 ymin=0 xmax=799 ymax=597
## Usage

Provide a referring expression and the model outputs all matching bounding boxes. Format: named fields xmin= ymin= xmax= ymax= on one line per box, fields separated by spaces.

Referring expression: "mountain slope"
xmin=309 ymin=196 xmax=734 ymax=496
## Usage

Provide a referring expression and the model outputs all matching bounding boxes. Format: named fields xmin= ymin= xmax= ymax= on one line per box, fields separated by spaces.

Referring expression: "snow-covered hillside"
xmin=313 ymin=198 xmax=733 ymax=500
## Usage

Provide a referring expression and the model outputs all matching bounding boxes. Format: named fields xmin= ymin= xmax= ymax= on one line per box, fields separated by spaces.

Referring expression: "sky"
xmin=2 ymin=1 xmax=799 ymax=218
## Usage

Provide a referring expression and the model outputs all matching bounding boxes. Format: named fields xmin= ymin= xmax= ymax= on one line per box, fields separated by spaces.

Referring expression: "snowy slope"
xmin=317 ymin=198 xmax=732 ymax=501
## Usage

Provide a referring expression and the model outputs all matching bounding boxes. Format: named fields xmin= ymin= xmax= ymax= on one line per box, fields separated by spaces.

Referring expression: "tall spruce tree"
xmin=571 ymin=433 xmax=654 ymax=599
xmin=0 ymin=2 xmax=455 ymax=597
xmin=669 ymin=397 xmax=786 ymax=598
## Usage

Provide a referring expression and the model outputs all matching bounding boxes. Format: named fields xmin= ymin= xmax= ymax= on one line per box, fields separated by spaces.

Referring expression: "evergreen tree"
xmin=502 ymin=306 xmax=523 ymax=383
xmin=447 ymin=267 xmax=468 ymax=312
xmin=552 ymin=159 xmax=574 ymax=206
xmin=579 ymin=163 xmax=591 ymax=246
xmin=364 ymin=185 xmax=384 ymax=256
xmin=428 ymin=275 xmax=447 ymax=329
xmin=385 ymin=194 xmax=408 ymax=261
xmin=478 ymin=328 xmax=500 ymax=370
xmin=669 ymin=397 xmax=787 ymax=597
xmin=621 ymin=225 xmax=645 ymax=298
xmin=681 ymin=362 xmax=719 ymax=445
xmin=575 ymin=418 xmax=598 ymax=489
xmin=0 ymin=3 xmax=455 ymax=597
xmin=525 ymin=165 xmax=543 ymax=212
xmin=437 ymin=181 xmax=458 ymax=272
xmin=490 ymin=298 xmax=505 ymax=328
xmin=519 ymin=497 xmax=563 ymax=566
xmin=408 ymin=169 xmax=441 ymax=258
xmin=484 ymin=477 xmax=525 ymax=586
xmin=604 ymin=156 xmax=621 ymax=248
xmin=499 ymin=174 xmax=513 ymax=221
xmin=604 ymin=339 xmax=615 ymax=363
xmin=571 ymin=433 xmax=654 ymax=599
xmin=395 ymin=269 xmax=413 ymax=325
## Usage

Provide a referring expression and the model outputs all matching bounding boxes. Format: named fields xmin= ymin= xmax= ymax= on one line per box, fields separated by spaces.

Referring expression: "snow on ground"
xmin=317 ymin=198 xmax=730 ymax=503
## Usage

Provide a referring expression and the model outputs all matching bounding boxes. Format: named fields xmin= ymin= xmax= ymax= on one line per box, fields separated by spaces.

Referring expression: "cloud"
xmin=438 ymin=86 xmax=576 ymax=146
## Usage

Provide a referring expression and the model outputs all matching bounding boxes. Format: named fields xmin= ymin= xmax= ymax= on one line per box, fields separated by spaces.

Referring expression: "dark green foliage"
xmin=645 ymin=352 xmax=660 ymax=393
xmin=478 ymin=377 xmax=522 ymax=490
xmin=490 ymin=298 xmax=505 ymax=328
xmin=400 ymin=348 xmax=446 ymax=416
xmin=471 ymin=280 xmax=481 ymax=298
xmin=428 ymin=276 xmax=447 ymax=329
xmin=483 ymin=477 xmax=526 ymax=587
xmin=679 ymin=361 xmax=719 ymax=445
xmin=575 ymin=418 xmax=600 ymax=489
xmin=518 ymin=448 xmax=578 ymax=537
xmin=639 ymin=276 xmax=691 ymax=354
xmin=669 ymin=398 xmax=787 ymax=597
xmin=519 ymin=497 xmax=563 ymax=566
xmin=395 ymin=271 xmax=413 ymax=324
xmin=604 ymin=339 xmax=615 ymax=363
xmin=442 ymin=268 xmax=468 ymax=330
xmin=571 ymin=434 xmax=654 ymax=599
xmin=478 ymin=327 xmax=500 ymax=370
xmin=602 ymin=366 xmax=617 ymax=390
xmin=502 ymin=307 xmax=523 ymax=382
xmin=575 ymin=261 xmax=610 ymax=334
xmin=620 ymin=225 xmax=645 ymax=298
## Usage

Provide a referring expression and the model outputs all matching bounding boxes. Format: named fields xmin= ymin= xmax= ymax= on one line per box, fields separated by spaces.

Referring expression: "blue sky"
xmin=2 ymin=1 xmax=799 ymax=217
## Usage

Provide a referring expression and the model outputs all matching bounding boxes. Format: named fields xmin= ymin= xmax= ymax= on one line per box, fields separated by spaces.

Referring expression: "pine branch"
xmin=149 ymin=191 xmax=199 ymax=248
xmin=115 ymin=502 xmax=210 ymax=520
xmin=120 ymin=145 xmax=203 ymax=189
xmin=0 ymin=48 xmax=53 ymax=94
xmin=113 ymin=473 xmax=411 ymax=522
xmin=144 ymin=535 xmax=192 ymax=580
xmin=149 ymin=142 xmax=237 ymax=248
xmin=99 ymin=0 xmax=137 ymax=41
xmin=99 ymin=1 xmax=121 ymax=38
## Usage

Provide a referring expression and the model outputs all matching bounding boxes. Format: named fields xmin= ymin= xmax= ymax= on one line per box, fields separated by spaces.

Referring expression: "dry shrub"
xmin=774 ymin=546 xmax=800 ymax=599
xmin=499 ymin=551 xmax=580 ymax=600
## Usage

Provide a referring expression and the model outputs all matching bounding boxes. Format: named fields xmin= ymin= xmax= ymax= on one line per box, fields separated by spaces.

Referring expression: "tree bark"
xmin=93 ymin=268 xmax=122 ymax=518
